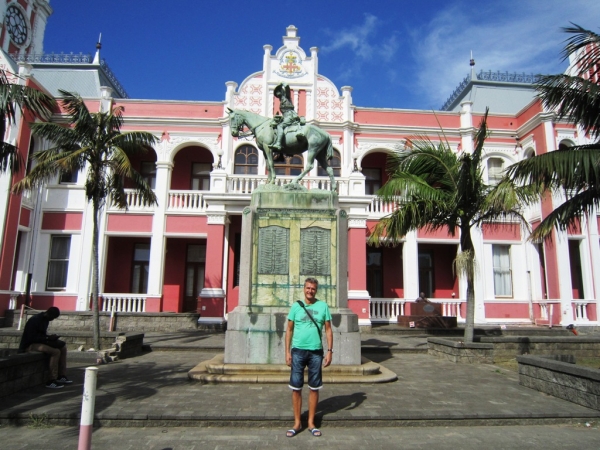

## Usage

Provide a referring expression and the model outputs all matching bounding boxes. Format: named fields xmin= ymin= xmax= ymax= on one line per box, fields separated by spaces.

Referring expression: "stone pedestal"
xmin=225 ymin=186 xmax=361 ymax=365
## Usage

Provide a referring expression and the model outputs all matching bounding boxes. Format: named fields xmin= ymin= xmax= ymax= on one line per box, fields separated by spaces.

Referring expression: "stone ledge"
xmin=517 ymin=355 xmax=600 ymax=410
xmin=427 ymin=337 xmax=494 ymax=364
xmin=188 ymin=354 xmax=397 ymax=384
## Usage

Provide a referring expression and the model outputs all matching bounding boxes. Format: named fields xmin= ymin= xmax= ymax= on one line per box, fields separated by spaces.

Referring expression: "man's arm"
xmin=323 ymin=320 xmax=333 ymax=367
xmin=285 ymin=319 xmax=294 ymax=367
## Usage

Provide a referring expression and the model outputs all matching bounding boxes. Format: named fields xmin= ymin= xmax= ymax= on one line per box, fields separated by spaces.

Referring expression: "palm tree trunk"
xmin=460 ymin=224 xmax=476 ymax=343
xmin=92 ymin=197 xmax=101 ymax=351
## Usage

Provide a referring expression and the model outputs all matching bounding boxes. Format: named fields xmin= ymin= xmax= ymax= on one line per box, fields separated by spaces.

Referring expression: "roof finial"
xmin=93 ymin=33 xmax=102 ymax=64
xmin=470 ymin=50 xmax=475 ymax=67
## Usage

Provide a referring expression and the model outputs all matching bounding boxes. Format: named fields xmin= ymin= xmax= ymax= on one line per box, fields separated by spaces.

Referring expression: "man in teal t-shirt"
xmin=285 ymin=278 xmax=333 ymax=438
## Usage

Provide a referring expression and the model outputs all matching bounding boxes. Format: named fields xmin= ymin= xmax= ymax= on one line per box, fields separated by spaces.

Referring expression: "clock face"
xmin=5 ymin=4 xmax=29 ymax=47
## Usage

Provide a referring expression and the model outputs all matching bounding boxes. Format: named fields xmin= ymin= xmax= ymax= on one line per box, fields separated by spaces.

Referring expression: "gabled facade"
xmin=0 ymin=1 xmax=598 ymax=328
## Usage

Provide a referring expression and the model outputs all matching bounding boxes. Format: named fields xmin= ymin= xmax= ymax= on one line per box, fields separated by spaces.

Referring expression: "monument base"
xmin=189 ymin=353 xmax=397 ymax=384
xmin=225 ymin=306 xmax=361 ymax=365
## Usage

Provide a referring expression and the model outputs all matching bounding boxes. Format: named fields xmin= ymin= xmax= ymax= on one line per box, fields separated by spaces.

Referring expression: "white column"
xmin=403 ymin=231 xmax=419 ymax=300
xmin=459 ymin=101 xmax=474 ymax=153
xmin=586 ymin=209 xmax=600 ymax=322
xmin=471 ymin=226 xmax=487 ymax=323
xmin=146 ymin=161 xmax=172 ymax=296
xmin=75 ymin=186 xmax=96 ymax=311
xmin=555 ymin=229 xmax=575 ymax=324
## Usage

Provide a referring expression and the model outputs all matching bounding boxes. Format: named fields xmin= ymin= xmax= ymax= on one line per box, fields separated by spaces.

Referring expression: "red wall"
xmin=226 ymin=215 xmax=242 ymax=312
xmin=485 ymin=302 xmax=529 ymax=319
xmin=106 ymin=214 xmax=153 ymax=233
xmin=482 ymin=223 xmax=521 ymax=240
xmin=41 ymin=212 xmax=83 ymax=230
xmin=348 ymin=228 xmax=367 ymax=291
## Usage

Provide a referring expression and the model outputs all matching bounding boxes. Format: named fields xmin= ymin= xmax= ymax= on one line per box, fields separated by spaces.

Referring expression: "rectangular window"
xmin=487 ymin=158 xmax=504 ymax=185
xmin=131 ymin=243 xmax=150 ymax=294
xmin=140 ymin=162 xmax=156 ymax=189
xmin=59 ymin=169 xmax=78 ymax=184
xmin=418 ymin=251 xmax=433 ymax=298
xmin=47 ymin=235 xmax=71 ymax=290
xmin=363 ymin=168 xmax=381 ymax=195
xmin=191 ymin=163 xmax=211 ymax=190
xmin=492 ymin=245 xmax=512 ymax=296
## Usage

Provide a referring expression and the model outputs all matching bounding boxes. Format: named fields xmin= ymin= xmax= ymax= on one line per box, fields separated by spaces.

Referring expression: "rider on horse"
xmin=270 ymin=83 xmax=304 ymax=151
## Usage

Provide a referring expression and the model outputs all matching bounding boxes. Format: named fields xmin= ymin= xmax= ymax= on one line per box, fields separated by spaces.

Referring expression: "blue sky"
xmin=43 ymin=0 xmax=600 ymax=110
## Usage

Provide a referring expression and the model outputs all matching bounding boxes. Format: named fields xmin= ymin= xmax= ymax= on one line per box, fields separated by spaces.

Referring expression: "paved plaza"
xmin=1 ymin=332 xmax=599 ymax=448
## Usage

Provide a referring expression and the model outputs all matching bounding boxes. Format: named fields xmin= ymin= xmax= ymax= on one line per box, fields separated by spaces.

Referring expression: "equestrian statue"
xmin=227 ymin=83 xmax=337 ymax=191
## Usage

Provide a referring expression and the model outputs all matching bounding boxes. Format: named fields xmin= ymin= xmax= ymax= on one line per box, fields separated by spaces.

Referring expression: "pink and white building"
xmin=0 ymin=0 xmax=597 ymax=329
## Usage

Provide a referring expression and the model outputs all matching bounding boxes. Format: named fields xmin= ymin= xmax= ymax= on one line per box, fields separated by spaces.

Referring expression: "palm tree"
xmin=0 ymin=69 xmax=56 ymax=173
xmin=506 ymin=24 xmax=600 ymax=241
xmin=12 ymin=90 xmax=158 ymax=351
xmin=369 ymin=111 xmax=528 ymax=342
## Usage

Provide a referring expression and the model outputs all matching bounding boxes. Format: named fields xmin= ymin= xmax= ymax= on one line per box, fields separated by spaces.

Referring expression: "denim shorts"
xmin=289 ymin=348 xmax=324 ymax=391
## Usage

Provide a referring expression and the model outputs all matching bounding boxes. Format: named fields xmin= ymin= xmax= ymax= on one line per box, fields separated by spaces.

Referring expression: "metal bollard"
xmin=77 ymin=367 xmax=98 ymax=450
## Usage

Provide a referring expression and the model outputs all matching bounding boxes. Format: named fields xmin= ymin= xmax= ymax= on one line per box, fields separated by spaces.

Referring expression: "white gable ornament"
xmin=274 ymin=50 xmax=306 ymax=78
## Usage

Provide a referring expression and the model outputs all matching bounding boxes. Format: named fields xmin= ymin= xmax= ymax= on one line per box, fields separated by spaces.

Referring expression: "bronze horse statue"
xmin=227 ymin=108 xmax=337 ymax=190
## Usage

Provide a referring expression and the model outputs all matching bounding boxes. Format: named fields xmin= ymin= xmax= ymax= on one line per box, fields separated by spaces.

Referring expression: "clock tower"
xmin=1 ymin=0 xmax=53 ymax=57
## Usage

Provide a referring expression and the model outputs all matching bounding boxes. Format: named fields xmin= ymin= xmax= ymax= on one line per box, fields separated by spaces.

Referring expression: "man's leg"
xmin=28 ymin=343 xmax=60 ymax=380
xmin=308 ymin=389 xmax=319 ymax=430
xmin=291 ymin=389 xmax=302 ymax=430
xmin=59 ymin=346 xmax=67 ymax=378
xmin=306 ymin=350 xmax=324 ymax=435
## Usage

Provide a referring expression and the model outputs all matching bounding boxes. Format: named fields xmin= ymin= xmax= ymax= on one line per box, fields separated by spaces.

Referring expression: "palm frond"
xmin=530 ymin=187 xmax=600 ymax=241
xmin=561 ymin=24 xmax=600 ymax=79
xmin=471 ymin=109 xmax=489 ymax=167
xmin=506 ymin=145 xmax=600 ymax=192
xmin=0 ymin=70 xmax=56 ymax=123
xmin=0 ymin=142 xmax=23 ymax=173
xmin=536 ymin=74 xmax=600 ymax=138
xmin=453 ymin=249 xmax=476 ymax=278
xmin=56 ymin=90 xmax=96 ymax=138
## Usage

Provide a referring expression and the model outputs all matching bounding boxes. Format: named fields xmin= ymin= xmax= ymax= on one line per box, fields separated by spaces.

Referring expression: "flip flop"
xmin=286 ymin=428 xmax=300 ymax=438
xmin=309 ymin=428 xmax=322 ymax=437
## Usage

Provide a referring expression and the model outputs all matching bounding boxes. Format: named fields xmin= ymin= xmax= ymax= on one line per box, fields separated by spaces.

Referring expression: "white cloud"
xmin=321 ymin=13 xmax=399 ymax=64
xmin=411 ymin=0 xmax=600 ymax=108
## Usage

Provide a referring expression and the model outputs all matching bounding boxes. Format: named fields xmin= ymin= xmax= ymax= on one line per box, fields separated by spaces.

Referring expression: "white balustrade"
xmin=227 ymin=175 xmax=348 ymax=195
xmin=108 ymin=189 xmax=156 ymax=211
xmin=228 ymin=175 xmax=264 ymax=194
xmin=168 ymin=190 xmax=207 ymax=212
xmin=369 ymin=298 xmax=465 ymax=323
xmin=101 ymin=294 xmax=146 ymax=312
xmin=367 ymin=196 xmax=401 ymax=217
xmin=572 ymin=301 xmax=590 ymax=322
xmin=370 ymin=298 xmax=405 ymax=322
xmin=6 ymin=291 xmax=22 ymax=309
xmin=21 ymin=189 xmax=33 ymax=208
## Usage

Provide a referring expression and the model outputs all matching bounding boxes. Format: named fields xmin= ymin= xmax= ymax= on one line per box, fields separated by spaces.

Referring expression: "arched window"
xmin=318 ymin=149 xmax=341 ymax=177
xmin=274 ymin=154 xmax=304 ymax=176
xmin=234 ymin=145 xmax=259 ymax=175
xmin=524 ymin=147 xmax=535 ymax=159
xmin=487 ymin=157 xmax=505 ymax=185
xmin=558 ymin=139 xmax=575 ymax=150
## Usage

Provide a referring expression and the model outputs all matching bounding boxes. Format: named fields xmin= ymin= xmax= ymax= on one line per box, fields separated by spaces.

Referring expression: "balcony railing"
xmin=227 ymin=175 xmax=348 ymax=195
xmin=572 ymin=300 xmax=593 ymax=322
xmin=367 ymin=196 xmax=401 ymax=217
xmin=101 ymin=294 xmax=146 ymax=312
xmin=167 ymin=190 xmax=207 ymax=212
xmin=370 ymin=298 xmax=464 ymax=323
xmin=370 ymin=298 xmax=405 ymax=322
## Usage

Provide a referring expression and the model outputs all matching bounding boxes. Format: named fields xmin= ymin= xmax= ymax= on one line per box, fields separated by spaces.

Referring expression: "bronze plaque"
xmin=300 ymin=227 xmax=330 ymax=275
xmin=258 ymin=226 xmax=289 ymax=274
